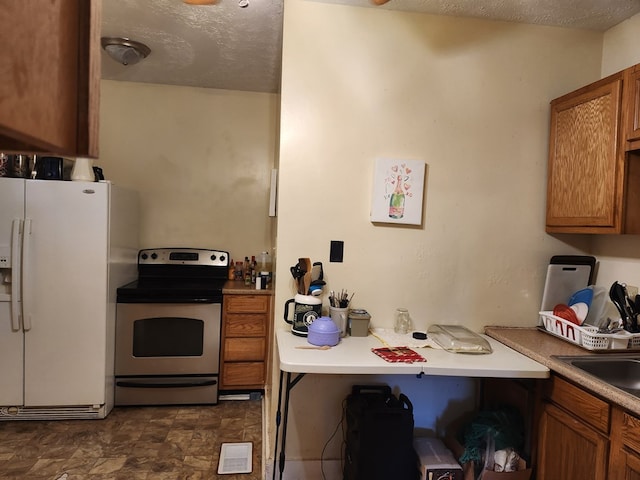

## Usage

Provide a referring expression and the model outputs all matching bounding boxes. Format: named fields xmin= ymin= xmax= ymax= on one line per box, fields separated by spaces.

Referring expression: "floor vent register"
xmin=217 ymin=442 xmax=253 ymax=474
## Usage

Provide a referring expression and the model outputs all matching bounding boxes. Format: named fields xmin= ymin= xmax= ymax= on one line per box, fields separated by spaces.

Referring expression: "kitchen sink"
xmin=555 ymin=355 xmax=640 ymax=398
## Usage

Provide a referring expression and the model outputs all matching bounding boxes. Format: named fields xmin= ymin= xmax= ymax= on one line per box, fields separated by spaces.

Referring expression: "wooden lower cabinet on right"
xmin=536 ymin=374 xmax=640 ymax=480
xmin=610 ymin=408 xmax=640 ymax=480
xmin=537 ymin=402 xmax=609 ymax=479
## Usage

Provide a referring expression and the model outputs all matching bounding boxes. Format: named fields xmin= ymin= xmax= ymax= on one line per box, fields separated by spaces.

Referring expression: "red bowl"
xmin=553 ymin=304 xmax=581 ymax=325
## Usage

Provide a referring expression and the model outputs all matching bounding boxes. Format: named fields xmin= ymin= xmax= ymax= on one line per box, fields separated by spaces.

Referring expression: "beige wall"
xmin=602 ymin=13 xmax=640 ymax=76
xmin=99 ymin=80 xmax=279 ymax=261
xmin=276 ymin=2 xmax=600 ymax=336
xmin=269 ymin=0 xmax=603 ymax=468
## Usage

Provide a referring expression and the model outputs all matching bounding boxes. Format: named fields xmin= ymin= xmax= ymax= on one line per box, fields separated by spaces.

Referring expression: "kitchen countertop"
xmin=222 ymin=280 xmax=273 ymax=295
xmin=485 ymin=326 xmax=640 ymax=417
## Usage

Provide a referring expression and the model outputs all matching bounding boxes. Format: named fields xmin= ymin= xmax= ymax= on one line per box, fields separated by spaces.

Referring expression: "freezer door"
xmin=23 ymin=181 xmax=109 ymax=406
xmin=0 ymin=178 xmax=25 ymax=406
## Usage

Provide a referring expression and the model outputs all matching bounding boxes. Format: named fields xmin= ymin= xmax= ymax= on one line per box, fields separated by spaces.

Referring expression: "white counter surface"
xmin=276 ymin=329 xmax=549 ymax=378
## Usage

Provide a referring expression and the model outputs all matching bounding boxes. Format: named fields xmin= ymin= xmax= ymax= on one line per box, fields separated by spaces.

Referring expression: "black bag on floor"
xmin=343 ymin=385 xmax=420 ymax=480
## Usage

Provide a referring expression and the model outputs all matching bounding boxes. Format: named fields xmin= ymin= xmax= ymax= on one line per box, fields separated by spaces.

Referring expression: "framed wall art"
xmin=370 ymin=158 xmax=425 ymax=225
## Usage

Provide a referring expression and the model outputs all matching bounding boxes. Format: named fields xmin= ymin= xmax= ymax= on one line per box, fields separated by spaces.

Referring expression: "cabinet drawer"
xmin=224 ymin=314 xmax=266 ymax=337
xmin=622 ymin=412 xmax=640 ymax=453
xmin=222 ymin=362 xmax=265 ymax=387
xmin=547 ymin=376 xmax=610 ymax=433
xmin=225 ymin=295 xmax=269 ymax=314
xmin=224 ymin=337 xmax=265 ymax=361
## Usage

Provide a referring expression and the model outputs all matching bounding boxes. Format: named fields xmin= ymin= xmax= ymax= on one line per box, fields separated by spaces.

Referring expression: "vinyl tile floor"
xmin=0 ymin=400 xmax=263 ymax=480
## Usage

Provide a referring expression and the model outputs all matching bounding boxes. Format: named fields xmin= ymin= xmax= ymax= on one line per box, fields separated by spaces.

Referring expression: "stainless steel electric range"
xmin=115 ymin=248 xmax=229 ymax=406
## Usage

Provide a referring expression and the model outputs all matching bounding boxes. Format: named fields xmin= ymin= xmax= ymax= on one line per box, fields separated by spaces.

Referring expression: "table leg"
xmin=272 ymin=370 xmax=285 ymax=480
xmin=275 ymin=371 xmax=306 ymax=480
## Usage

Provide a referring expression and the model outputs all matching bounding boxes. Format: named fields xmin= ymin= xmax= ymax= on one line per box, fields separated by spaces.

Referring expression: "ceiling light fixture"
xmin=101 ymin=37 xmax=151 ymax=66
xmin=183 ymin=0 xmax=217 ymax=4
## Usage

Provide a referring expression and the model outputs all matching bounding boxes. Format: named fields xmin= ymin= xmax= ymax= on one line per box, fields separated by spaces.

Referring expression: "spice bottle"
xmin=228 ymin=259 xmax=235 ymax=280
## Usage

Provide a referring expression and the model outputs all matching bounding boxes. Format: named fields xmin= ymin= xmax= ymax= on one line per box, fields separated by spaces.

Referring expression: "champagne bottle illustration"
xmin=389 ymin=175 xmax=405 ymax=218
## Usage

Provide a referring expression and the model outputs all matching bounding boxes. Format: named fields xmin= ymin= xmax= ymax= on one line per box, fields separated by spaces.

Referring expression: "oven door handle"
xmin=116 ymin=379 xmax=218 ymax=389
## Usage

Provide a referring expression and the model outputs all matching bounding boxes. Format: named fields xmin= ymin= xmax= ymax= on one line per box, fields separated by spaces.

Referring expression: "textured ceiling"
xmin=100 ymin=0 xmax=640 ymax=94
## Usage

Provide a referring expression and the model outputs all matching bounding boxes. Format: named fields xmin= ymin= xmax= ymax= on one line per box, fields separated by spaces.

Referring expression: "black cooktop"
xmin=116 ymin=278 xmax=226 ymax=303
xmin=116 ymin=248 xmax=229 ymax=304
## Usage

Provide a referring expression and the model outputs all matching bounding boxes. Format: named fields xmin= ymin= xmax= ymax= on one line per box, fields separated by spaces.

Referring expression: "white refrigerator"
xmin=0 ymin=178 xmax=139 ymax=419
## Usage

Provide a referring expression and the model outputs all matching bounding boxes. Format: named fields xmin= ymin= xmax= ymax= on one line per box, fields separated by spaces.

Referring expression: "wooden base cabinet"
xmin=537 ymin=376 xmax=610 ymax=480
xmin=610 ymin=408 xmax=640 ymax=480
xmin=535 ymin=374 xmax=640 ymax=480
xmin=538 ymin=402 xmax=609 ymax=479
xmin=220 ymin=294 xmax=272 ymax=391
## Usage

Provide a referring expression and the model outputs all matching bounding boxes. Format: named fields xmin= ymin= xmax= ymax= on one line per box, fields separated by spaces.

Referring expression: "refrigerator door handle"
xmin=21 ymin=218 xmax=32 ymax=332
xmin=10 ymin=219 xmax=22 ymax=331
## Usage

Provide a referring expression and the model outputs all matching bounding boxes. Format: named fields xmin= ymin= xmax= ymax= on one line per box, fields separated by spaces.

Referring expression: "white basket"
xmin=539 ymin=311 xmax=640 ymax=351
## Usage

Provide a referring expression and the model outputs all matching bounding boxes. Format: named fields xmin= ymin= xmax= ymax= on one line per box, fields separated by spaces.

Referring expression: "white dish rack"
xmin=539 ymin=311 xmax=640 ymax=351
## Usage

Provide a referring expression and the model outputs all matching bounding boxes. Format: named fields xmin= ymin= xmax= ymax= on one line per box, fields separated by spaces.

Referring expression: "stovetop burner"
xmin=117 ymin=248 xmax=229 ymax=303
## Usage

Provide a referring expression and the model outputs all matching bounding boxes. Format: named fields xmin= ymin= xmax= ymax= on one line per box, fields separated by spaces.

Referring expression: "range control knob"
xmin=219 ymin=255 xmax=226 ymax=262
xmin=141 ymin=253 xmax=148 ymax=260
xmin=151 ymin=253 xmax=158 ymax=260
xmin=210 ymin=254 xmax=217 ymax=261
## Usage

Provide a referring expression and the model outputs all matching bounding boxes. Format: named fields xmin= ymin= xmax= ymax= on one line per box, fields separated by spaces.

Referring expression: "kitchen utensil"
xmin=330 ymin=306 xmax=349 ymax=337
xmin=0 ymin=153 xmax=10 ymax=177
xmin=622 ymin=283 xmax=639 ymax=332
xmin=290 ymin=263 xmax=306 ymax=294
xmin=569 ymin=302 xmax=589 ymax=323
xmin=294 ymin=345 xmax=331 ymax=350
xmin=310 ymin=261 xmax=324 ymax=282
xmin=10 ymin=154 xmax=30 ymax=178
xmin=299 ymin=257 xmax=311 ymax=294
xmin=568 ymin=288 xmax=593 ymax=309
xmin=540 ymin=256 xmax=596 ymax=312
xmin=583 ymin=285 xmax=608 ymax=328
xmin=36 ymin=156 xmax=63 ymax=180
xmin=307 ymin=316 xmax=340 ymax=347
xmin=348 ymin=309 xmax=371 ymax=337
xmin=283 ymin=293 xmax=322 ymax=336
xmin=549 ymin=255 xmax=597 ymax=283
xmin=426 ymin=325 xmax=492 ymax=354
xmin=71 ymin=157 xmax=95 ymax=182
xmin=309 ymin=285 xmax=323 ymax=296
xmin=394 ymin=308 xmax=412 ymax=334
xmin=609 ymin=281 xmax=631 ymax=331
xmin=553 ymin=304 xmax=581 ymax=325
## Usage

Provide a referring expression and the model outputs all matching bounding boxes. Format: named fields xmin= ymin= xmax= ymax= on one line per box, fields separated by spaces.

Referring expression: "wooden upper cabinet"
xmin=546 ymin=73 xmax=624 ymax=233
xmin=0 ymin=1 xmax=101 ymax=157
xmin=625 ymin=65 xmax=640 ymax=148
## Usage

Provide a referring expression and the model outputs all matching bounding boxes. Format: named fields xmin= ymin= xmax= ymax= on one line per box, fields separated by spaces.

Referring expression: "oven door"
xmin=115 ymin=303 xmax=221 ymax=376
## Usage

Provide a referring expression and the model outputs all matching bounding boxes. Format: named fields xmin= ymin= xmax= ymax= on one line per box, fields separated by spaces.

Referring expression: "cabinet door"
xmin=221 ymin=363 xmax=265 ymax=388
xmin=622 ymin=452 xmax=640 ymax=480
xmin=537 ymin=402 xmax=609 ymax=480
xmin=0 ymin=1 xmax=100 ymax=156
xmin=626 ymin=67 xmax=640 ymax=146
xmin=546 ymin=74 xmax=624 ymax=233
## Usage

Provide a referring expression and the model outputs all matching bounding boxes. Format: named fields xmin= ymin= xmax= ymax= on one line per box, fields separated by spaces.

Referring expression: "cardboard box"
xmin=480 ymin=459 xmax=531 ymax=480
xmin=414 ymin=436 xmax=464 ymax=480
xmin=442 ymin=433 xmax=532 ymax=480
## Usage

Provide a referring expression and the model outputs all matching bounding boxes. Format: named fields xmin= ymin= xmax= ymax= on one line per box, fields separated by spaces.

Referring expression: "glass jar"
xmin=394 ymin=308 xmax=412 ymax=334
